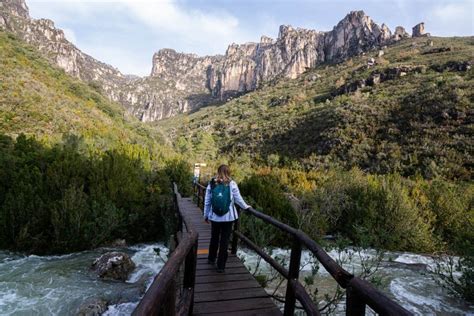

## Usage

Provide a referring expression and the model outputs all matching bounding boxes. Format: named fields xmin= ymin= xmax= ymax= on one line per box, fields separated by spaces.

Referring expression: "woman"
xmin=203 ymin=164 xmax=250 ymax=273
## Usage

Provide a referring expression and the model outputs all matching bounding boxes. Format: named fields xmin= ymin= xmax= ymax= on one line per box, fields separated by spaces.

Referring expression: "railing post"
xmin=231 ymin=208 xmax=241 ymax=254
xmin=198 ymin=185 xmax=202 ymax=209
xmin=346 ymin=286 xmax=366 ymax=316
xmin=200 ymin=185 xmax=205 ymax=210
xmin=159 ymin=278 xmax=176 ymax=316
xmin=284 ymin=236 xmax=302 ymax=316
xmin=182 ymin=238 xmax=197 ymax=315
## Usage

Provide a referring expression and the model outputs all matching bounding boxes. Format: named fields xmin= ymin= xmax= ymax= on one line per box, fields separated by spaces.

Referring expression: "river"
xmin=0 ymin=245 xmax=472 ymax=315
xmin=0 ymin=243 xmax=168 ymax=315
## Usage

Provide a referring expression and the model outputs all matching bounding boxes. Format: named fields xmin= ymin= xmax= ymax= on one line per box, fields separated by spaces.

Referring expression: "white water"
xmin=0 ymin=243 xmax=168 ymax=315
xmin=0 ymin=245 xmax=472 ymax=315
xmin=237 ymin=248 xmax=474 ymax=316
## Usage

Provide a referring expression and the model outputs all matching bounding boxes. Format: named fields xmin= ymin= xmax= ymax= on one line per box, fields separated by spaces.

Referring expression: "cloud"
xmin=26 ymin=0 xmax=254 ymax=75
xmin=114 ymin=0 xmax=249 ymax=54
xmin=427 ymin=1 xmax=473 ymax=36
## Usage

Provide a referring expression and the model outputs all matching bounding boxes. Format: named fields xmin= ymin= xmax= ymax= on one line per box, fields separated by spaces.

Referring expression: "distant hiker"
xmin=204 ymin=164 xmax=250 ymax=273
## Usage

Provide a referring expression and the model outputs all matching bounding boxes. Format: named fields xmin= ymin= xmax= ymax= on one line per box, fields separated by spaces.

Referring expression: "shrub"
xmin=0 ymin=134 xmax=182 ymax=254
xmin=306 ymin=168 xmax=437 ymax=251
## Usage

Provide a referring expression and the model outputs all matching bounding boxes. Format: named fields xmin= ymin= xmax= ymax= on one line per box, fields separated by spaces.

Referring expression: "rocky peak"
xmin=260 ymin=35 xmax=274 ymax=45
xmin=393 ymin=26 xmax=410 ymax=41
xmin=151 ymin=48 xmax=199 ymax=76
xmin=0 ymin=0 xmax=29 ymax=19
xmin=324 ymin=10 xmax=390 ymax=61
xmin=278 ymin=25 xmax=294 ymax=38
xmin=339 ymin=10 xmax=371 ymax=26
xmin=412 ymin=22 xmax=429 ymax=37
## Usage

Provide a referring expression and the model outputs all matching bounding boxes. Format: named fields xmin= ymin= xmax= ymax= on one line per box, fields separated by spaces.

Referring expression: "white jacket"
xmin=203 ymin=180 xmax=249 ymax=222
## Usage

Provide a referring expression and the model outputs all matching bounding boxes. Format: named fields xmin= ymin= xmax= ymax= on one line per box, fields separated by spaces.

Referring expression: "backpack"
xmin=210 ymin=178 xmax=232 ymax=216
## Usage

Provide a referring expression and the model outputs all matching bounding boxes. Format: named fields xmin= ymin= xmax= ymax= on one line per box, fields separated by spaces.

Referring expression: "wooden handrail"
xmin=133 ymin=183 xmax=198 ymax=316
xmin=193 ymin=182 xmax=411 ymax=316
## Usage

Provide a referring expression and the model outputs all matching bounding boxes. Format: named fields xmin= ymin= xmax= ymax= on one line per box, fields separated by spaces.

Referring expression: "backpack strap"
xmin=210 ymin=177 xmax=216 ymax=189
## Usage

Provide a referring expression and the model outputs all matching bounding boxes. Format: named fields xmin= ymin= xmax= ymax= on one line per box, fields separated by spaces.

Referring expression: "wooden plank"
xmin=194 ymin=287 xmax=270 ymax=303
xmin=197 ymin=255 xmax=240 ymax=263
xmin=195 ymin=280 xmax=262 ymax=293
xmin=195 ymin=273 xmax=254 ymax=284
xmin=196 ymin=262 xmax=243 ymax=270
xmin=193 ymin=297 xmax=276 ymax=314
xmin=196 ymin=267 xmax=248 ymax=276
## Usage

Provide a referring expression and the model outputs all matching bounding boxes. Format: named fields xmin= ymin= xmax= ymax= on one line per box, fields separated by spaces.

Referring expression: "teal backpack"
xmin=210 ymin=178 xmax=232 ymax=216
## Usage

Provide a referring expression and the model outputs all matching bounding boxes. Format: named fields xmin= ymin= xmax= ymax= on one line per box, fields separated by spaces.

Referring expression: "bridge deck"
xmin=179 ymin=197 xmax=282 ymax=316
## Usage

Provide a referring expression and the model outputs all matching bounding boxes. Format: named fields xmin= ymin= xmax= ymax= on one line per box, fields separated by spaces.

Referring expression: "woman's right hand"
xmin=204 ymin=217 xmax=209 ymax=224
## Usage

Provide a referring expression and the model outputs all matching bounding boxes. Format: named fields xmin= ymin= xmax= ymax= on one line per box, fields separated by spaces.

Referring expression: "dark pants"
xmin=208 ymin=220 xmax=234 ymax=269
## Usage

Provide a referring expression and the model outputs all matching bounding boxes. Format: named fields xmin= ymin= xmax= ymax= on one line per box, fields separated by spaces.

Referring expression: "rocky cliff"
xmin=1 ymin=0 xmax=426 ymax=122
xmin=0 ymin=0 xmax=127 ymax=102
xmin=208 ymin=11 xmax=398 ymax=99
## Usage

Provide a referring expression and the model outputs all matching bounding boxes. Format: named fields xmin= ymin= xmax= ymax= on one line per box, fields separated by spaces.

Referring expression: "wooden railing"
xmin=193 ymin=182 xmax=412 ymax=316
xmin=133 ymin=183 xmax=198 ymax=316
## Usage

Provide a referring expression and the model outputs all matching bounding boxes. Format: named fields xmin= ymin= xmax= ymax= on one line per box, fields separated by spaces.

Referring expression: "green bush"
xmin=306 ymin=169 xmax=436 ymax=251
xmin=164 ymin=158 xmax=193 ymax=197
xmin=239 ymin=172 xmax=298 ymax=246
xmin=0 ymin=134 xmax=182 ymax=254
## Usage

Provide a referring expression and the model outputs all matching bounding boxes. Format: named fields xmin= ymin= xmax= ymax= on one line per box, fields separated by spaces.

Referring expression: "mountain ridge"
xmin=1 ymin=0 xmax=431 ymax=122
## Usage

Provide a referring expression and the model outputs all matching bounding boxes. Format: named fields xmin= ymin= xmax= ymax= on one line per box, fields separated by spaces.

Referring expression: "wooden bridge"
xmin=132 ymin=183 xmax=412 ymax=315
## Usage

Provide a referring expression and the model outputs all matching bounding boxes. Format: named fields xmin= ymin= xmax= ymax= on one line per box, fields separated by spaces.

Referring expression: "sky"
xmin=26 ymin=0 xmax=474 ymax=76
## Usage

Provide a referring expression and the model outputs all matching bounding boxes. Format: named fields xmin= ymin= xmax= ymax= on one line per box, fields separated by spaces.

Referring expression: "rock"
xmin=412 ymin=22 xmax=430 ymax=37
xmin=427 ymin=40 xmax=434 ymax=46
xmin=334 ymin=65 xmax=426 ymax=97
xmin=378 ymin=50 xmax=384 ymax=57
xmin=324 ymin=11 xmax=391 ymax=61
xmin=76 ymin=298 xmax=108 ymax=316
xmin=0 ymin=0 xmax=29 ymax=19
xmin=367 ymin=73 xmax=381 ymax=86
xmin=421 ymin=47 xmax=452 ymax=55
xmin=367 ymin=57 xmax=376 ymax=68
xmin=431 ymin=60 xmax=471 ymax=72
xmin=92 ymin=252 xmax=136 ymax=281
xmin=379 ymin=23 xmax=392 ymax=42
xmin=393 ymin=26 xmax=410 ymax=41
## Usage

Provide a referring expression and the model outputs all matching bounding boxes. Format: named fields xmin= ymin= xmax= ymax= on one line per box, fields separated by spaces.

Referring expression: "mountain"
xmin=158 ymin=36 xmax=473 ymax=180
xmin=0 ymin=30 xmax=165 ymax=148
xmin=0 ymin=0 xmax=429 ymax=122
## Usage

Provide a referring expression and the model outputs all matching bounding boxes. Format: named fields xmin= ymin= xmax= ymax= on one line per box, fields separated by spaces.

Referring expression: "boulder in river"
xmin=76 ymin=298 xmax=108 ymax=316
xmin=92 ymin=252 xmax=136 ymax=281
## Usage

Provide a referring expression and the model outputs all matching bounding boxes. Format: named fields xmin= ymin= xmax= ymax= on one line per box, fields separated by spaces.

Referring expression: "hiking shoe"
xmin=207 ymin=259 xmax=215 ymax=265
xmin=216 ymin=268 xmax=225 ymax=273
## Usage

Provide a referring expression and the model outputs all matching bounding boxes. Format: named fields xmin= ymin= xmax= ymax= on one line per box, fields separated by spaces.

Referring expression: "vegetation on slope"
xmin=0 ymin=31 xmax=165 ymax=150
xmin=160 ymin=36 xmax=473 ymax=180
xmin=0 ymin=31 xmax=193 ymax=254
